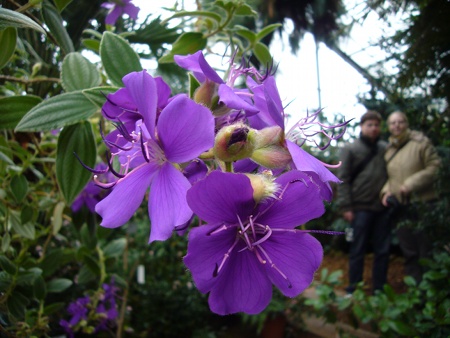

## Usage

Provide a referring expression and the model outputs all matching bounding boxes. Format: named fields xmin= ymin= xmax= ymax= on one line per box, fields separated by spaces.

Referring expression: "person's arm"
xmin=403 ymin=141 xmax=441 ymax=194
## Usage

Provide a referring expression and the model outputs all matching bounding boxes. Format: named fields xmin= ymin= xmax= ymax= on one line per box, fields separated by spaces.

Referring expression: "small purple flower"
xmin=101 ymin=0 xmax=140 ymax=26
xmin=59 ymin=296 xmax=90 ymax=337
xmin=184 ymin=170 xmax=325 ymax=315
xmin=95 ymin=71 xmax=215 ymax=242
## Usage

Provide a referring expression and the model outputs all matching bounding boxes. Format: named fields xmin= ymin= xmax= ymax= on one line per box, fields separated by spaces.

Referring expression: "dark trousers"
xmin=397 ymin=226 xmax=431 ymax=283
xmin=347 ymin=210 xmax=391 ymax=292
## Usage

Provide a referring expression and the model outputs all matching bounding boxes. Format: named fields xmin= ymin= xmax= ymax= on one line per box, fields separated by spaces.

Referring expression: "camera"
xmin=386 ymin=195 xmax=401 ymax=208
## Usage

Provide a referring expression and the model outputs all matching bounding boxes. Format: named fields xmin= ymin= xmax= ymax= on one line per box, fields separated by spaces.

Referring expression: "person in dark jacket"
xmin=337 ymin=110 xmax=390 ymax=294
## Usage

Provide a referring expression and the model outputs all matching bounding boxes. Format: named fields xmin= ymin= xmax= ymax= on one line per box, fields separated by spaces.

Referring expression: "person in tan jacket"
xmin=381 ymin=111 xmax=441 ymax=283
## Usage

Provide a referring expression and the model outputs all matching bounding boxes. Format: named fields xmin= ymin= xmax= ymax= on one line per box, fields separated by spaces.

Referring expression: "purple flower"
xmin=101 ymin=0 xmax=139 ymax=25
xmin=59 ymin=296 xmax=90 ymax=337
xmin=184 ymin=170 xmax=325 ymax=315
xmin=95 ymin=71 xmax=215 ymax=242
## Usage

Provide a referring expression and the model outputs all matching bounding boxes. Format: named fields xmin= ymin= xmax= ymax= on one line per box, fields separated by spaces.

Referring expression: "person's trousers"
xmin=348 ymin=210 xmax=391 ymax=292
xmin=396 ymin=226 xmax=431 ymax=283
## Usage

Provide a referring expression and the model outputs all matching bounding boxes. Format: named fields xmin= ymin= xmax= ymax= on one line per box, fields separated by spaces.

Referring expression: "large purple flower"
xmin=95 ymin=71 xmax=215 ymax=242
xmin=184 ymin=170 xmax=325 ymax=315
xmin=101 ymin=0 xmax=139 ymax=25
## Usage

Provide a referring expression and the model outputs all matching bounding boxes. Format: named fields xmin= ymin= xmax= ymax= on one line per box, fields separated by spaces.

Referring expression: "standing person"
xmin=337 ymin=110 xmax=391 ymax=294
xmin=381 ymin=111 xmax=441 ymax=283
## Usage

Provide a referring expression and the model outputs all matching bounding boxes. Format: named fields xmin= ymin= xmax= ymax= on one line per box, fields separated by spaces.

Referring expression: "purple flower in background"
xmin=184 ymin=170 xmax=325 ymax=315
xmin=95 ymin=71 xmax=215 ymax=242
xmin=101 ymin=0 xmax=139 ymax=25
xmin=59 ymin=296 xmax=90 ymax=338
xmin=72 ymin=163 xmax=112 ymax=213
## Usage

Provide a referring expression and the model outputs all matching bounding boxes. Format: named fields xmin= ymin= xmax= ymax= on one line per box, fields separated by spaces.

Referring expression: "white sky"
xmin=133 ymin=0 xmax=389 ymax=131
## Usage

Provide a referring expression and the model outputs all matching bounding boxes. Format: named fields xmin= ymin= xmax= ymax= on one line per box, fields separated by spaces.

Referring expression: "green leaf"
xmin=10 ymin=175 xmax=28 ymax=203
xmin=56 ymin=122 xmax=96 ymax=204
xmin=79 ymin=224 xmax=97 ymax=250
xmin=77 ymin=264 xmax=96 ymax=284
xmin=0 ymin=27 xmax=17 ymax=69
xmin=103 ymin=238 xmax=127 ymax=258
xmin=1 ymin=233 xmax=11 ymax=252
xmin=188 ymin=73 xmax=201 ymax=99
xmin=0 ymin=272 xmax=12 ymax=292
xmin=9 ymin=210 xmax=35 ymax=240
xmin=82 ymin=254 xmax=101 ymax=276
xmin=388 ymin=320 xmax=416 ymax=336
xmin=39 ymin=249 xmax=66 ymax=277
xmin=15 ymin=91 xmax=97 ymax=132
xmin=164 ymin=11 xmax=222 ymax=25
xmin=253 ymin=42 xmax=272 ymax=67
xmin=82 ymin=38 xmax=100 ymax=53
xmin=52 ymin=201 xmax=65 ymax=235
xmin=0 ymin=95 xmax=42 ymax=130
xmin=159 ymin=32 xmax=207 ymax=64
xmin=43 ymin=302 xmax=65 ymax=315
xmin=100 ymin=31 xmax=142 ymax=86
xmin=233 ymin=25 xmax=256 ymax=44
xmin=47 ymin=278 xmax=73 ymax=293
xmin=235 ymin=3 xmax=257 ymax=16
xmin=82 ymin=86 xmax=119 ymax=108
xmin=17 ymin=267 xmax=42 ymax=285
xmin=42 ymin=0 xmax=74 ymax=54
xmin=7 ymin=291 xmax=29 ymax=320
xmin=0 ymin=255 xmax=17 ymax=275
xmin=255 ymin=23 xmax=282 ymax=41
xmin=33 ymin=276 xmax=47 ymax=300
xmin=0 ymin=8 xmax=46 ymax=35
xmin=61 ymin=52 xmax=100 ymax=92
xmin=54 ymin=0 xmax=73 ymax=12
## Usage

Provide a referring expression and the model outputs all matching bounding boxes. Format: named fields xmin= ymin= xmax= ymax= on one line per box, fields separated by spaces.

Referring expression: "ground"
xmin=318 ymin=250 xmax=407 ymax=294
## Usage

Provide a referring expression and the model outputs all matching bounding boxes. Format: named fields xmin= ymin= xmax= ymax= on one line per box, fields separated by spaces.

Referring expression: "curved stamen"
xmin=140 ymin=132 xmax=150 ymax=163
xmin=112 ymin=120 xmax=134 ymax=143
xmin=213 ymin=237 xmax=239 ymax=277
xmin=257 ymin=245 xmax=292 ymax=288
xmin=99 ymin=123 xmax=134 ymax=151
xmin=105 ymin=152 xmax=125 ymax=178
xmin=93 ymin=175 xmax=116 ymax=189
xmin=73 ymin=152 xmax=109 ymax=174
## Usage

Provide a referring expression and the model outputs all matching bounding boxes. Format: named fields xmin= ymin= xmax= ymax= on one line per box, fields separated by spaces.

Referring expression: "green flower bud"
xmin=193 ymin=81 xmax=218 ymax=108
xmin=214 ymin=123 xmax=257 ymax=162
xmin=251 ymin=126 xmax=292 ymax=168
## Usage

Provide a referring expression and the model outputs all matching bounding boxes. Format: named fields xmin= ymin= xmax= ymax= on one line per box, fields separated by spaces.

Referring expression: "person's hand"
xmin=343 ymin=211 xmax=354 ymax=223
xmin=400 ymin=185 xmax=411 ymax=196
xmin=382 ymin=192 xmax=392 ymax=207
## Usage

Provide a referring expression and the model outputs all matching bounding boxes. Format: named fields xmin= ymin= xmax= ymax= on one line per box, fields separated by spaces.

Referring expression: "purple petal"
xmin=186 ymin=171 xmax=254 ymax=224
xmin=148 ymin=162 xmax=193 ymax=242
xmin=174 ymin=51 xmax=224 ymax=84
xmin=102 ymin=88 xmax=138 ymax=123
xmin=155 ymin=76 xmax=171 ymax=109
xmin=233 ymin=158 xmax=259 ymax=173
xmin=184 ymin=160 xmax=208 ymax=184
xmin=123 ymin=2 xmax=140 ymax=20
xmin=157 ymin=95 xmax=214 ymax=163
xmin=218 ymin=84 xmax=259 ymax=114
xmin=262 ymin=231 xmax=323 ymax=296
xmin=96 ymin=163 xmax=158 ymax=228
xmin=123 ymin=71 xmax=157 ymax=138
xmin=184 ymin=224 xmax=272 ymax=315
xmin=256 ymin=170 xmax=325 ymax=228
xmin=105 ymin=6 xmax=122 ymax=25
xmin=286 ymin=140 xmax=340 ymax=183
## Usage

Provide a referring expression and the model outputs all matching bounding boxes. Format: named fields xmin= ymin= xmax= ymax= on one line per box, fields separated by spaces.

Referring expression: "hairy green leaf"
xmin=0 ymin=8 xmax=46 ymax=34
xmin=56 ymin=122 xmax=96 ymax=204
xmin=0 ymin=95 xmax=42 ymax=130
xmin=61 ymin=52 xmax=100 ymax=92
xmin=82 ymin=86 xmax=119 ymax=108
xmin=159 ymin=32 xmax=207 ymax=63
xmin=47 ymin=278 xmax=73 ymax=293
xmin=0 ymin=27 xmax=17 ymax=69
xmin=100 ymin=31 xmax=142 ymax=86
xmin=15 ymin=91 xmax=97 ymax=132
xmin=42 ymin=0 xmax=74 ymax=54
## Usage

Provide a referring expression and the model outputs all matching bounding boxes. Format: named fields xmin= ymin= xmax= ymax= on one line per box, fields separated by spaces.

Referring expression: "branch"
xmin=0 ymin=75 xmax=60 ymax=84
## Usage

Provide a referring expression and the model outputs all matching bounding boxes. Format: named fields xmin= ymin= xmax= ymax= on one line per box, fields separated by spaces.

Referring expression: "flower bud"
xmin=193 ymin=81 xmax=219 ymax=109
xmin=251 ymin=126 xmax=292 ymax=168
xmin=245 ymin=171 xmax=279 ymax=203
xmin=214 ymin=123 xmax=257 ymax=162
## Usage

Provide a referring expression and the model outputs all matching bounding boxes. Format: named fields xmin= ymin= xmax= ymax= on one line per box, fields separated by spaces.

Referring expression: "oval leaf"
xmin=0 ymin=27 xmax=17 ymax=69
xmin=56 ymin=121 xmax=96 ymax=204
xmin=47 ymin=278 xmax=73 ymax=293
xmin=7 ymin=291 xmax=29 ymax=320
xmin=0 ymin=8 xmax=46 ymax=35
xmin=103 ymin=238 xmax=127 ymax=257
xmin=0 ymin=95 xmax=42 ymax=130
xmin=61 ymin=52 xmax=100 ymax=92
xmin=82 ymin=86 xmax=119 ymax=108
xmin=253 ymin=42 xmax=272 ymax=67
xmin=159 ymin=32 xmax=207 ymax=64
xmin=52 ymin=201 xmax=65 ymax=235
xmin=54 ymin=0 xmax=73 ymax=12
xmin=100 ymin=31 xmax=142 ymax=86
xmin=15 ymin=91 xmax=97 ymax=132
xmin=42 ymin=1 xmax=74 ymax=54
xmin=0 ymin=255 xmax=17 ymax=275
xmin=10 ymin=175 xmax=28 ymax=203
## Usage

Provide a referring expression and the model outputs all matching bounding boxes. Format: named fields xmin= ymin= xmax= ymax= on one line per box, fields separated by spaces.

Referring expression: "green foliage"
xmin=0 ymin=27 xmax=17 ymax=69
